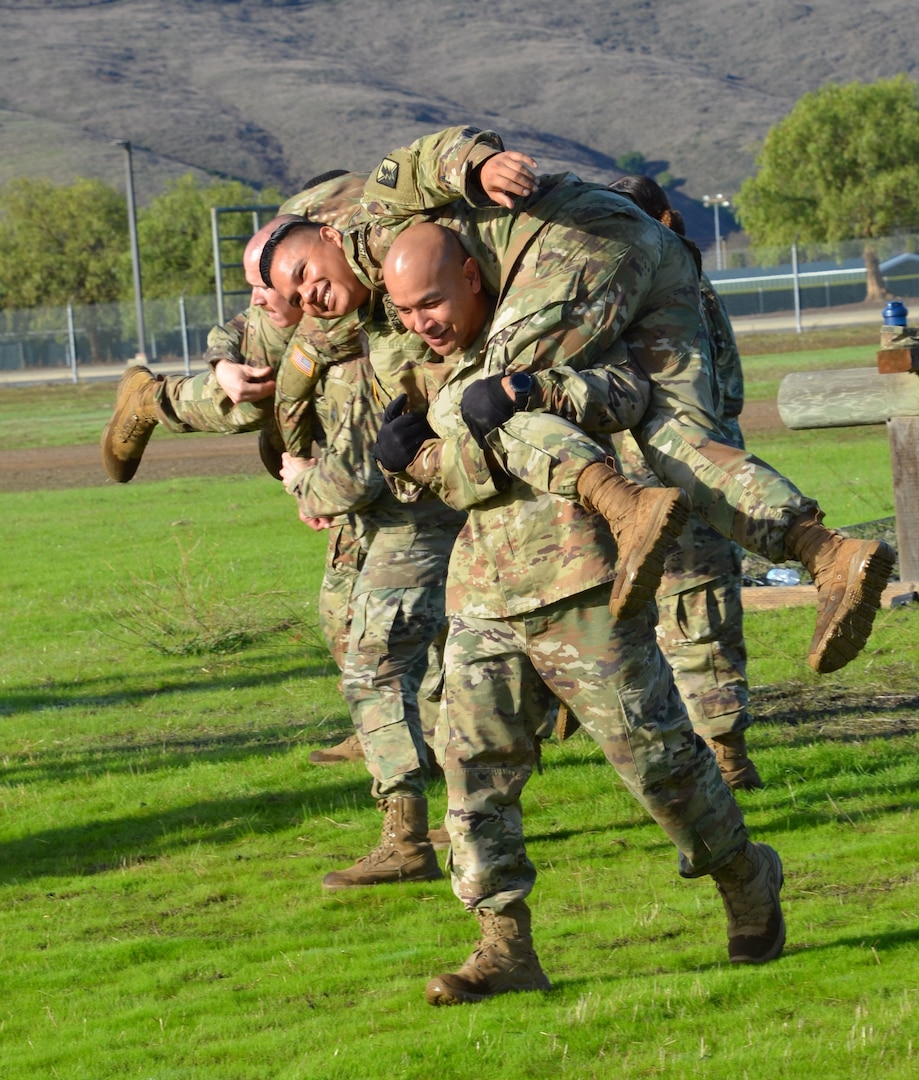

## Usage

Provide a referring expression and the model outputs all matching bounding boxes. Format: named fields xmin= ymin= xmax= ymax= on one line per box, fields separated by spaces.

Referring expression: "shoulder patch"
xmin=290 ymin=343 xmax=316 ymax=378
xmin=375 ymin=158 xmax=399 ymax=189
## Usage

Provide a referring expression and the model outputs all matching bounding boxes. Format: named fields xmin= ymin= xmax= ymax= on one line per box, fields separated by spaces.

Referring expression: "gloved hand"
xmin=371 ymin=393 xmax=438 ymax=472
xmin=460 ymin=374 xmax=515 ymax=448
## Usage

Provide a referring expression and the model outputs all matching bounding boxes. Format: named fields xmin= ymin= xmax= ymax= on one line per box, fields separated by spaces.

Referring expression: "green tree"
xmin=0 ymin=176 xmax=128 ymax=361
xmin=0 ymin=176 xmax=127 ymax=309
xmin=734 ymin=75 xmax=919 ymax=301
xmin=136 ymin=175 xmax=285 ymax=299
xmin=616 ymin=151 xmax=646 ymax=174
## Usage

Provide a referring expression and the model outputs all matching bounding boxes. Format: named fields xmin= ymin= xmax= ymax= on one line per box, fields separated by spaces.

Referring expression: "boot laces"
xmin=116 ymin=411 xmax=158 ymax=443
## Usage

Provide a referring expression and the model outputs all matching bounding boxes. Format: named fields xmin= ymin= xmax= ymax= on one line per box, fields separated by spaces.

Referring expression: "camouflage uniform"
xmin=153 ymin=305 xmax=295 ymax=436
xmin=619 ymin=275 xmax=750 ymax=741
xmin=382 ymin=325 xmax=749 ymax=913
xmin=151 ymin=172 xmax=370 ymax=452
xmin=282 ymin=324 xmax=463 ymax=798
xmin=358 ymin=126 xmax=820 ymax=562
xmin=123 ymin=171 xmax=459 ymax=796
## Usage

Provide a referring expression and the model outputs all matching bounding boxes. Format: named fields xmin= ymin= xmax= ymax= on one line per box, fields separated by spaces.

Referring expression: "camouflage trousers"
xmin=486 ymin=393 xmax=817 ymax=567
xmin=656 ymin=538 xmax=750 ymax=740
xmin=342 ymin=520 xmax=459 ymax=800
xmin=438 ymin=583 xmax=747 ymax=913
xmin=633 ymin=370 xmax=819 ymax=564
xmin=153 ymin=369 xmax=271 ymax=434
xmin=320 ymin=517 xmax=446 ymax=747
xmin=318 ymin=518 xmax=370 ymax=671
xmin=486 ymin=411 xmax=608 ymax=500
xmin=619 ymin=431 xmax=750 ymax=740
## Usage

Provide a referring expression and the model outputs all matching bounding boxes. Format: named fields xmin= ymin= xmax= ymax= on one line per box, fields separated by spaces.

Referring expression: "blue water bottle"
xmin=882 ymin=301 xmax=908 ymax=326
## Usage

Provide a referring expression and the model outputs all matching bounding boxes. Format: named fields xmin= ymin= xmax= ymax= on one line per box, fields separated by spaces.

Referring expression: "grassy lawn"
xmin=1 ymin=339 xmax=917 ymax=1079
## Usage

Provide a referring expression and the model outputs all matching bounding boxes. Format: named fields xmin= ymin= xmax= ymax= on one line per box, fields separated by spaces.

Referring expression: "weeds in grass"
xmin=107 ymin=537 xmax=324 ymax=656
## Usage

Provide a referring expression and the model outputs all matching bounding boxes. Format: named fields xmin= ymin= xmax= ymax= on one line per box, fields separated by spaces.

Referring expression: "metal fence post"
xmin=67 ymin=302 xmax=78 ymax=383
xmin=179 ymin=295 xmax=191 ymax=375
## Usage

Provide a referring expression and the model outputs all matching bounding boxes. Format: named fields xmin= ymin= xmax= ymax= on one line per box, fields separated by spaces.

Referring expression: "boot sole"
xmin=425 ymin=973 xmax=552 ymax=1006
xmin=808 ymin=540 xmax=895 ymax=674
xmin=609 ymin=489 xmax=691 ymax=620
xmin=100 ymin=366 xmax=157 ymax=483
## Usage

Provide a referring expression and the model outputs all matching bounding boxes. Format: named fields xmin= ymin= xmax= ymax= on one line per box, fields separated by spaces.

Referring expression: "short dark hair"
xmin=259 ymin=215 xmax=313 ymax=288
xmin=609 ymin=174 xmax=685 ymax=236
xmin=303 ymin=168 xmax=350 ymax=189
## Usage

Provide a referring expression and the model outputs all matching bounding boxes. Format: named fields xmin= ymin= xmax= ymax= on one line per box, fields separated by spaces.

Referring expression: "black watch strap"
xmin=509 ymin=372 xmax=533 ymax=411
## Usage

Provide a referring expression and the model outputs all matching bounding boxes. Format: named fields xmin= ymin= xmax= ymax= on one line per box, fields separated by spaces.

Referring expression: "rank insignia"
xmin=376 ymin=158 xmax=399 ymax=189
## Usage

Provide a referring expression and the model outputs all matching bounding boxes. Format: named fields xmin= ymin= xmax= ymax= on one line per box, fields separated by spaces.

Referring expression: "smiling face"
xmin=383 ymin=223 xmax=490 ymax=356
xmin=268 ymin=225 xmax=370 ymax=320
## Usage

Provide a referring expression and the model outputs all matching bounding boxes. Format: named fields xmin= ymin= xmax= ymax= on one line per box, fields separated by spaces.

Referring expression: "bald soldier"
xmin=356 ymin=125 xmax=894 ymax=678
xmin=371 ymin=220 xmax=786 ymax=1005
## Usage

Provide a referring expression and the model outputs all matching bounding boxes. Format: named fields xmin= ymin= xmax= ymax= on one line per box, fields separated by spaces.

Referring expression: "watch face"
xmin=510 ymin=373 xmax=532 ymax=393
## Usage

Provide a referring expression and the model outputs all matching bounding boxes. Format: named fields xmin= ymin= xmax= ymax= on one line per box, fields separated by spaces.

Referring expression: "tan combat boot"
xmin=576 ymin=459 xmax=691 ymax=620
xmin=784 ymin=511 xmax=895 ymax=674
xmin=712 ymin=841 xmax=785 ymax=964
xmin=425 ymin=901 xmax=552 ymax=1006
xmin=554 ymin=703 xmax=582 ymax=741
xmin=706 ymin=731 xmax=764 ymax=791
xmin=321 ymin=795 xmax=443 ymax=891
xmin=308 ymin=732 xmax=365 ymax=765
xmin=100 ymin=365 xmax=164 ymax=483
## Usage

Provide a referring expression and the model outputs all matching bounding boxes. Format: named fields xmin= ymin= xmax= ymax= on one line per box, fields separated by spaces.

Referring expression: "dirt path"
xmin=0 ymin=433 xmax=266 ymax=493
xmin=0 ymin=401 xmax=783 ymax=494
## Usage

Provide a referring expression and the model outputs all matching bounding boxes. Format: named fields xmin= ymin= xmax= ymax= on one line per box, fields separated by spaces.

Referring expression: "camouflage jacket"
xmin=356 ymin=126 xmax=703 ymax=389
xmin=386 ymin=326 xmax=618 ymax=619
xmin=204 ymin=171 xmax=368 ymax=373
xmin=285 ymin=347 xmax=462 ymax=534
xmin=202 ymin=172 xmax=391 ymax=454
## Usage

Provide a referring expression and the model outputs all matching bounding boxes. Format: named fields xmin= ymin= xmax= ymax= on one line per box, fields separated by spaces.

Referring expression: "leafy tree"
xmin=0 ymin=176 xmax=127 ymax=309
xmin=616 ymin=151 xmax=646 ymax=174
xmin=136 ymin=175 xmax=285 ymax=299
xmin=734 ymin=75 xmax=919 ymax=301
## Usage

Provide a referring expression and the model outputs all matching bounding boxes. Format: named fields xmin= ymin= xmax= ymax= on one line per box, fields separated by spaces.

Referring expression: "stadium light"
xmin=702 ymin=193 xmax=731 ymax=271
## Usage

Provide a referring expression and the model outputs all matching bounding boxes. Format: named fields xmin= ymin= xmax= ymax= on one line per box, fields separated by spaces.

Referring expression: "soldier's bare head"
xmin=244 ymin=215 xmax=303 ymax=328
xmin=259 ymin=216 xmax=370 ymax=321
xmin=383 ymin=222 xmax=492 ymax=357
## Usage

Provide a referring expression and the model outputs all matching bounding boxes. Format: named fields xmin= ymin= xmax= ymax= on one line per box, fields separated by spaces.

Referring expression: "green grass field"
xmin=1 ymin=339 xmax=917 ymax=1079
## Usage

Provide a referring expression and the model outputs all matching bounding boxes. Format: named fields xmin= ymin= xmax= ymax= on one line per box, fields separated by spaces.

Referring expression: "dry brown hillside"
xmin=0 ymin=0 xmax=916 ymax=245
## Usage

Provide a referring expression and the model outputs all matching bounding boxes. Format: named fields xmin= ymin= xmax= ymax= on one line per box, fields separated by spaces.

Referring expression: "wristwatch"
xmin=508 ymin=371 xmax=534 ymax=411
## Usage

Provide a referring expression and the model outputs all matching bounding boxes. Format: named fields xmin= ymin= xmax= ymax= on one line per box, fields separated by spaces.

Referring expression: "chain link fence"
xmin=0 ymin=295 xmax=219 ymax=375
xmin=3 ymin=231 xmax=919 ymax=378
xmin=706 ymin=232 xmax=919 ymax=318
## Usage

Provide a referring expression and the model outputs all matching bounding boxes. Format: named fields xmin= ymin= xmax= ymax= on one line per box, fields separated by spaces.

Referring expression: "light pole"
xmin=115 ymin=140 xmax=147 ymax=362
xmin=702 ymin=193 xmax=730 ymax=271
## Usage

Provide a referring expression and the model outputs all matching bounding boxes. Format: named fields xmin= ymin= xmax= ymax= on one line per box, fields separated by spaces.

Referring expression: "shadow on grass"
xmin=0 ymin=656 xmax=338 ymax=722
xmin=1 ymin=718 xmax=356 ymax=788
xmin=785 ymin=924 xmax=919 ymax=956
xmin=0 ymin=778 xmax=374 ymax=886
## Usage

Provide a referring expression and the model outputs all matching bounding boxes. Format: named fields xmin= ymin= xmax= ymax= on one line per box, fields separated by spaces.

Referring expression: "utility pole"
xmin=116 ymin=140 xmax=147 ymax=362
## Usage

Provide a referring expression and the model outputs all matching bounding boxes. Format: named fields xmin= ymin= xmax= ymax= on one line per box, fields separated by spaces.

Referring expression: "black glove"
xmin=460 ymin=374 xmax=516 ymax=448
xmin=371 ymin=393 xmax=438 ymax=472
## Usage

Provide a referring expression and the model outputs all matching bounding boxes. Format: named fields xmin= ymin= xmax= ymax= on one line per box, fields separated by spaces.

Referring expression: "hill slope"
xmin=0 ymin=0 xmax=916 ymax=243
